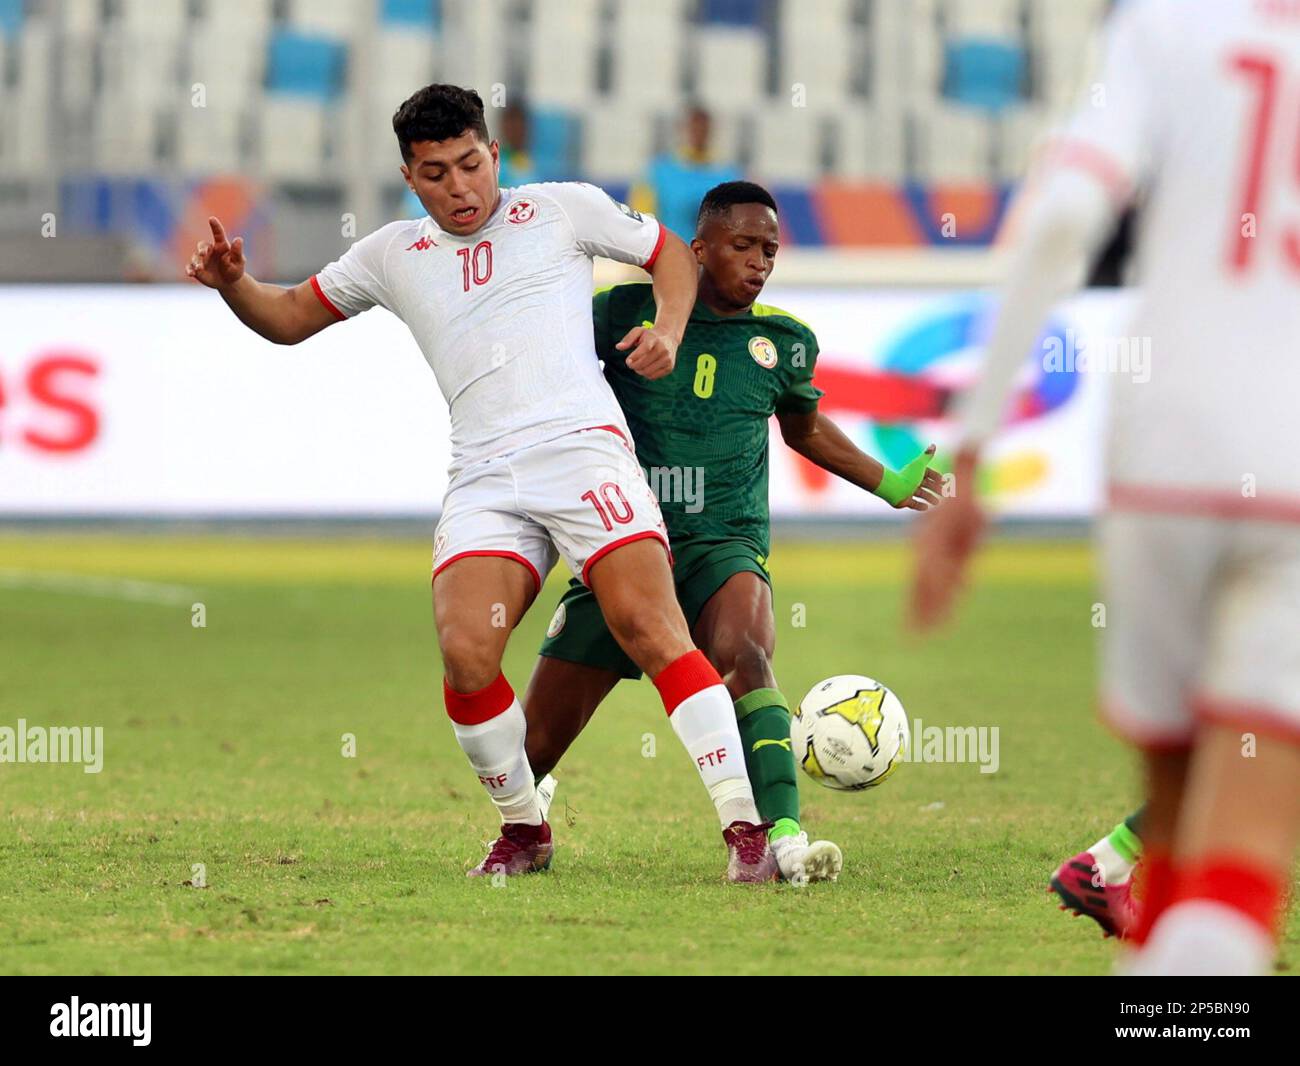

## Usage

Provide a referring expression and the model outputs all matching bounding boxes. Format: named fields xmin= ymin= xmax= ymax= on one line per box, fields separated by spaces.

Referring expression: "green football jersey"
xmin=595 ymin=282 xmax=822 ymax=552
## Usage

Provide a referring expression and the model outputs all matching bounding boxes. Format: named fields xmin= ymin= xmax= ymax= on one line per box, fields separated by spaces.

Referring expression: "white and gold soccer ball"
xmin=792 ymin=675 xmax=909 ymax=791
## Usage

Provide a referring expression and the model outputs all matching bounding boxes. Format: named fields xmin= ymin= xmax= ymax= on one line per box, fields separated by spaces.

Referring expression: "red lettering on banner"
xmin=22 ymin=353 xmax=101 ymax=453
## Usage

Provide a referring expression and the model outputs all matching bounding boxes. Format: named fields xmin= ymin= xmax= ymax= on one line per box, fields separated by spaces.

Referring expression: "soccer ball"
xmin=791 ymin=675 xmax=909 ymax=791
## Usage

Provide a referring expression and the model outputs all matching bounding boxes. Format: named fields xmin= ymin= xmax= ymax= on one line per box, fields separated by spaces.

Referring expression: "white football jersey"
xmin=312 ymin=182 xmax=665 ymax=476
xmin=1054 ymin=0 xmax=1300 ymax=515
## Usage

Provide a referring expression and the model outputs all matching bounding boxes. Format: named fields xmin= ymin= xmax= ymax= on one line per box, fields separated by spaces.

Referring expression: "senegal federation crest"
xmin=748 ymin=335 xmax=778 ymax=369
xmin=546 ymin=602 xmax=567 ymax=638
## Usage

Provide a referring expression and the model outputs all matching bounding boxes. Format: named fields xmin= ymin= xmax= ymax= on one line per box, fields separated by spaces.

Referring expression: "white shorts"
xmin=432 ymin=425 xmax=669 ymax=591
xmin=1099 ymin=511 xmax=1300 ymax=748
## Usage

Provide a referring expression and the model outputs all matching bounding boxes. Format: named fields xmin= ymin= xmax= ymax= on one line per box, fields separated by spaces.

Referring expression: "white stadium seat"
xmin=609 ymin=0 xmax=687 ymax=109
xmin=831 ymin=106 xmax=907 ymax=183
xmin=911 ymin=101 xmax=994 ymax=182
xmin=693 ymin=28 xmax=766 ymax=116
xmin=778 ymin=0 xmax=854 ymax=112
xmin=285 ymin=0 xmax=363 ymax=39
xmin=751 ymin=108 xmax=824 ymax=184
xmin=997 ymin=103 xmax=1050 ymax=181
xmin=581 ymin=106 xmax=655 ymax=183
xmin=528 ymin=0 xmax=600 ymax=108
xmin=176 ymin=105 xmax=245 ymax=177
xmin=946 ymin=0 xmax=1021 ymax=39
xmin=258 ymin=98 xmax=330 ymax=182
xmin=91 ymin=95 xmax=162 ymax=173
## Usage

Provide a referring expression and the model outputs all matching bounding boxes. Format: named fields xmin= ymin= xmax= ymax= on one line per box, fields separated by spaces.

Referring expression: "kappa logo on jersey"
xmin=546 ymin=602 xmax=566 ymax=638
xmin=406 ymin=235 xmax=438 ymax=252
xmin=748 ymin=335 xmax=779 ymax=369
xmin=506 ymin=199 xmax=536 ymax=225
xmin=433 ymin=529 xmax=449 ymax=563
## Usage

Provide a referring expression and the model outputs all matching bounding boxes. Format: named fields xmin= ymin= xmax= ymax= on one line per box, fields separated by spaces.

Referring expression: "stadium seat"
xmin=437 ymin=1 xmax=509 ymax=104
xmin=942 ymin=37 xmax=1026 ymax=112
xmin=874 ymin=0 xmax=943 ymax=106
xmin=693 ymin=27 xmax=766 ymax=115
xmin=0 ymin=0 xmax=23 ymax=37
xmin=258 ymin=98 xmax=330 ymax=181
xmin=946 ymin=0 xmax=1021 ymax=38
xmin=527 ymin=0 xmax=600 ymax=108
xmin=91 ymin=95 xmax=163 ymax=173
xmin=119 ymin=0 xmax=188 ymax=33
xmin=777 ymin=0 xmax=855 ymax=112
xmin=831 ymin=106 xmax=907 ymax=183
xmin=609 ymin=0 xmax=687 ymax=109
xmin=751 ymin=109 xmax=824 ymax=184
xmin=266 ymin=30 xmax=348 ymax=100
xmin=176 ymin=106 xmax=245 ymax=177
xmin=910 ymin=102 xmax=994 ymax=182
xmin=185 ymin=22 xmax=268 ymax=112
xmin=375 ymin=28 xmax=440 ymax=108
xmin=381 ymin=0 xmax=442 ymax=30
xmin=699 ymin=0 xmax=763 ymax=28
xmin=582 ymin=106 xmax=655 ymax=184
xmin=285 ymin=0 xmax=363 ymax=39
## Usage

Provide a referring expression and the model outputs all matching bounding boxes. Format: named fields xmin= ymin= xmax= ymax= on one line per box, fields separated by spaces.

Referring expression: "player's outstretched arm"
xmin=777 ymin=409 xmax=943 ymax=511
xmin=185 ymin=216 xmax=337 ymax=345
xmin=615 ymin=228 xmax=696 ymax=380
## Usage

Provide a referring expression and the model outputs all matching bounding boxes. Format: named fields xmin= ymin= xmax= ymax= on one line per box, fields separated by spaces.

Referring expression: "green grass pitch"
xmin=1 ymin=533 xmax=1294 ymax=975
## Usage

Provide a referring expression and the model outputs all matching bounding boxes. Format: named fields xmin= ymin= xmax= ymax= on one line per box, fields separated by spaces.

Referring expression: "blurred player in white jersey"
xmin=186 ymin=84 xmax=776 ymax=882
xmin=911 ymin=0 xmax=1300 ymax=973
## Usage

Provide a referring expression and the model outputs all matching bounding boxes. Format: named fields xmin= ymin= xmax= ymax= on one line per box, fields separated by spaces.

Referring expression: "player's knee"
xmin=438 ymin=626 xmax=502 ymax=693
xmin=604 ymin=604 xmax=690 ymax=674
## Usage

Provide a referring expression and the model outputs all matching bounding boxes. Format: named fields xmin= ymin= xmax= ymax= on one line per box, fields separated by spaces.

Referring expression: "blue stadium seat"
xmin=0 ymin=0 xmax=23 ymax=36
xmin=266 ymin=29 xmax=348 ymax=100
xmin=381 ymin=0 xmax=441 ymax=31
xmin=943 ymin=37 xmax=1026 ymax=112
xmin=699 ymin=0 xmax=763 ymax=28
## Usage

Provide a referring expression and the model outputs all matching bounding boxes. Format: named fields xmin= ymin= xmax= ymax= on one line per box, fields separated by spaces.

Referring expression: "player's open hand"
xmin=908 ymin=454 xmax=985 ymax=632
xmin=617 ymin=324 xmax=678 ymax=380
xmin=896 ymin=444 xmax=945 ymax=511
xmin=185 ymin=216 xmax=246 ymax=289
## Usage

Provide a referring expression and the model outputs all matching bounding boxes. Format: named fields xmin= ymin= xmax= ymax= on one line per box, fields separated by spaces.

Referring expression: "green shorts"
xmin=537 ymin=536 xmax=772 ymax=680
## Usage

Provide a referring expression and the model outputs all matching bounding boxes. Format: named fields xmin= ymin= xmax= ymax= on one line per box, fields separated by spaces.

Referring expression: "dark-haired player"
xmin=525 ymin=181 xmax=943 ymax=882
xmin=186 ymin=85 xmax=777 ymax=881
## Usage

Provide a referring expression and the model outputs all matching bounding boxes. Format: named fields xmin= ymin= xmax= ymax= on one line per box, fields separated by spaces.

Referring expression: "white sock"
xmin=1130 ymin=900 xmax=1274 ymax=976
xmin=450 ymin=698 xmax=541 ymax=825
xmin=1089 ymin=836 xmax=1134 ymax=886
xmin=669 ymin=685 xmax=760 ymax=829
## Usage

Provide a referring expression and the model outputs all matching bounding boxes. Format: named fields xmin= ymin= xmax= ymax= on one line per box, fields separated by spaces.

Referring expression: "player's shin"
xmin=444 ymin=674 xmax=542 ymax=825
xmin=735 ymin=688 xmax=800 ymax=839
xmin=655 ymin=651 xmax=761 ymax=828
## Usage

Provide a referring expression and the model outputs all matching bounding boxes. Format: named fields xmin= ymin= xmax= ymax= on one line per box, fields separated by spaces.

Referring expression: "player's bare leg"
xmin=523 ymin=657 xmax=620 ymax=820
xmin=693 ymin=572 xmax=842 ymax=883
xmin=1133 ymin=723 xmax=1300 ymax=974
xmin=523 ymin=658 xmax=620 ymax=780
xmin=433 ymin=555 xmax=551 ymax=876
xmin=587 ymin=538 xmax=775 ymax=882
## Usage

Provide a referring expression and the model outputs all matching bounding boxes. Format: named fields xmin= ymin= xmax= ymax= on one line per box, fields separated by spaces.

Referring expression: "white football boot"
xmin=535 ymin=773 xmax=558 ymax=823
xmin=772 ymin=831 xmax=843 ymax=883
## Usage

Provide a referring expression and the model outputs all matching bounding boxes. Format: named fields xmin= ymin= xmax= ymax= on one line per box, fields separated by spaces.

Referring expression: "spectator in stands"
xmin=633 ymin=105 xmax=741 ymax=240
xmin=496 ymin=101 xmax=538 ymax=187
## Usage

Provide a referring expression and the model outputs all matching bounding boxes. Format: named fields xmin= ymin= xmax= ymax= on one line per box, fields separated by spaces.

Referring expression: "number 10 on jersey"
xmin=457 ymin=241 xmax=493 ymax=291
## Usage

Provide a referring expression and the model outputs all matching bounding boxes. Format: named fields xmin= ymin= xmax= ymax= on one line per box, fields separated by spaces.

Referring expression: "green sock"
xmin=1108 ymin=817 xmax=1144 ymax=866
xmin=734 ymin=688 xmax=800 ymax=840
